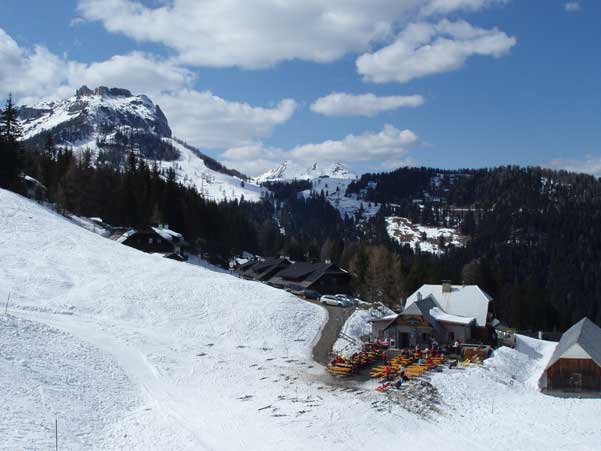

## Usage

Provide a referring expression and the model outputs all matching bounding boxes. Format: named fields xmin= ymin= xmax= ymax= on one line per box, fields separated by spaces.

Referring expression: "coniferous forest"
xmin=2 ymin=97 xmax=600 ymax=332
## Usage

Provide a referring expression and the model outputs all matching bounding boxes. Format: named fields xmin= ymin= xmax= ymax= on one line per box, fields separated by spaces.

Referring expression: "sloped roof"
xmin=429 ymin=307 xmax=475 ymax=325
xmin=272 ymin=262 xmax=349 ymax=285
xmin=405 ymin=284 xmax=492 ymax=327
xmin=237 ymin=259 xmax=258 ymax=272
xmin=398 ymin=295 xmax=445 ymax=336
xmin=545 ymin=317 xmax=601 ymax=370
xmin=245 ymin=257 xmax=291 ymax=279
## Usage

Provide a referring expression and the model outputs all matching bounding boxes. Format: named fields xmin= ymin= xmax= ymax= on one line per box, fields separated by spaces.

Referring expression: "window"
xmin=148 ymin=238 xmax=153 ymax=244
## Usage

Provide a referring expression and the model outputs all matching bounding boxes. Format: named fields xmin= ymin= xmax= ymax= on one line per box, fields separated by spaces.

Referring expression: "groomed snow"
xmin=1 ymin=189 xmax=600 ymax=451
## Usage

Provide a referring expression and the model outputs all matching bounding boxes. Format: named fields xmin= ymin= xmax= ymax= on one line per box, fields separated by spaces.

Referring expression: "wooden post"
xmin=55 ymin=419 xmax=58 ymax=451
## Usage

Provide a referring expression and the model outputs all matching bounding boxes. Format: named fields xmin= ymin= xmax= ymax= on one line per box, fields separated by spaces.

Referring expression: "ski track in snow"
xmin=1 ymin=189 xmax=601 ymax=450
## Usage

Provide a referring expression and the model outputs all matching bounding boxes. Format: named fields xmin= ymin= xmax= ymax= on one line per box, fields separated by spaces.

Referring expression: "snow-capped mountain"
xmin=18 ymin=86 xmax=268 ymax=202
xmin=255 ymin=160 xmax=357 ymax=183
xmin=256 ymin=160 xmax=379 ymax=220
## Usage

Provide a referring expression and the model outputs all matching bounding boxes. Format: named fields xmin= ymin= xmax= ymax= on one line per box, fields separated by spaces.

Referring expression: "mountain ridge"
xmin=17 ymin=86 xmax=267 ymax=202
xmin=255 ymin=160 xmax=357 ymax=184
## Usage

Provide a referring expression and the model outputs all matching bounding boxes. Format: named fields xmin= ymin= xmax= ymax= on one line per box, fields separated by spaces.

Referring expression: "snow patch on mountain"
xmin=161 ymin=138 xmax=268 ymax=202
xmin=386 ymin=216 xmax=466 ymax=254
xmin=302 ymin=177 xmax=381 ymax=220
xmin=257 ymin=161 xmax=378 ymax=219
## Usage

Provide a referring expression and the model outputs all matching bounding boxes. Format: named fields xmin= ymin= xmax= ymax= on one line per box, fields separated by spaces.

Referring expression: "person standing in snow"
xmin=384 ymin=364 xmax=393 ymax=381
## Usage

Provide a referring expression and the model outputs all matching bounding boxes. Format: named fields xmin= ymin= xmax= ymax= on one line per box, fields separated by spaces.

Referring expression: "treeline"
xmin=359 ymin=165 xmax=601 ymax=330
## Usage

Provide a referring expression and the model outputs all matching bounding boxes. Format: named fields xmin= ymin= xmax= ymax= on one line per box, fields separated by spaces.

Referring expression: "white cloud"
xmin=564 ymin=2 xmax=581 ymax=12
xmin=421 ymin=0 xmax=509 ymax=16
xmin=156 ymin=90 xmax=297 ymax=149
xmin=0 ymin=28 xmax=296 ymax=150
xmin=357 ymin=19 xmax=516 ymax=84
xmin=221 ymin=124 xmax=419 ymax=176
xmin=289 ymin=124 xmax=418 ymax=162
xmin=310 ymin=92 xmax=424 ymax=117
xmin=548 ymin=155 xmax=601 ymax=177
xmin=76 ymin=0 xmax=510 ymax=69
xmin=0 ymin=28 xmax=193 ymax=103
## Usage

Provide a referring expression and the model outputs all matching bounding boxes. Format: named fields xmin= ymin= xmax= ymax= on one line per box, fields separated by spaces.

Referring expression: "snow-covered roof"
xmin=544 ymin=317 xmax=601 ymax=370
xmin=116 ymin=229 xmax=136 ymax=244
xmin=152 ymin=227 xmax=182 ymax=242
xmin=429 ymin=307 xmax=475 ymax=325
xmin=405 ymin=284 xmax=492 ymax=327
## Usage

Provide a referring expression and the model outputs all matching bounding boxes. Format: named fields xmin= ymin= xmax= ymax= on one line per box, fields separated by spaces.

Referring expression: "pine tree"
xmin=0 ymin=94 xmax=22 ymax=143
xmin=0 ymin=94 xmax=23 ymax=188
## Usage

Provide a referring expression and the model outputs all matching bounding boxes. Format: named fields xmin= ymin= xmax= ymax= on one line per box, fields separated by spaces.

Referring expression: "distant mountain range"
xmin=255 ymin=160 xmax=357 ymax=184
xmin=18 ymin=86 xmax=267 ymax=202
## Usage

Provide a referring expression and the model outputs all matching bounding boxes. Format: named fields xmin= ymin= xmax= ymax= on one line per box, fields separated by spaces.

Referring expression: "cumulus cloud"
xmin=156 ymin=90 xmax=297 ymax=149
xmin=564 ymin=2 xmax=581 ymax=12
xmin=0 ymin=28 xmax=193 ymax=103
xmin=0 ymin=27 xmax=296 ymax=150
xmin=548 ymin=155 xmax=601 ymax=177
xmin=221 ymin=124 xmax=419 ymax=176
xmin=310 ymin=92 xmax=424 ymax=117
xmin=357 ymin=19 xmax=516 ymax=84
xmin=76 ymin=0 xmax=510 ymax=69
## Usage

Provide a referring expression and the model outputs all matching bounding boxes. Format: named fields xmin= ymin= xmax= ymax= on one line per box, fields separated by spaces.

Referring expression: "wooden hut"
xmin=539 ymin=318 xmax=601 ymax=392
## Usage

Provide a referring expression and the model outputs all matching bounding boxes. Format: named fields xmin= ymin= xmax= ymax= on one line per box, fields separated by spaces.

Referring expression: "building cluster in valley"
xmin=78 ymin=218 xmax=601 ymax=395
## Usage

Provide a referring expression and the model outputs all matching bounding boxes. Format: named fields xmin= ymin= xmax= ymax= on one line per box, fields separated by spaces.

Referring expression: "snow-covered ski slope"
xmin=1 ymin=189 xmax=601 ymax=450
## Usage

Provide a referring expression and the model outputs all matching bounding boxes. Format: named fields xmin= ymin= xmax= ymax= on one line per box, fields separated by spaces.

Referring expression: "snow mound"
xmin=333 ymin=304 xmax=394 ymax=355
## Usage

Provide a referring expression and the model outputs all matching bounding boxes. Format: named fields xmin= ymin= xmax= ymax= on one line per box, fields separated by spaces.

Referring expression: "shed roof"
xmin=405 ymin=284 xmax=492 ymax=327
xmin=544 ymin=317 xmax=601 ymax=370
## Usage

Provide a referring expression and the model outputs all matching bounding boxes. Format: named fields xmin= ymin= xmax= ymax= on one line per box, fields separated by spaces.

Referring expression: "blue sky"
xmin=1 ymin=0 xmax=600 ymax=176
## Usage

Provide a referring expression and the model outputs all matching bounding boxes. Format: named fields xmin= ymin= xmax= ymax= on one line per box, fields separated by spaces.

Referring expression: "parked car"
xmin=335 ymin=294 xmax=354 ymax=306
xmin=302 ymin=289 xmax=321 ymax=300
xmin=353 ymin=297 xmax=371 ymax=307
xmin=320 ymin=295 xmax=346 ymax=307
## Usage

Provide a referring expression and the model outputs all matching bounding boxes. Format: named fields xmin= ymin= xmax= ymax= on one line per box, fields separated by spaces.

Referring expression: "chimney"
xmin=417 ymin=292 xmax=422 ymax=301
xmin=442 ymin=280 xmax=452 ymax=293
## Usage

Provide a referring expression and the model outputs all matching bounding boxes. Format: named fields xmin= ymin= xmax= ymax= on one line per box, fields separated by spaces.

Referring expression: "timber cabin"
xmin=371 ymin=282 xmax=492 ymax=348
xmin=268 ymin=261 xmax=352 ymax=294
xmin=539 ymin=317 xmax=601 ymax=393
xmin=116 ymin=224 xmax=188 ymax=260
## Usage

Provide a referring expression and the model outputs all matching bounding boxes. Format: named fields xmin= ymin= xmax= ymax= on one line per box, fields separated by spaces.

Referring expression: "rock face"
xmin=19 ymin=85 xmax=172 ymax=144
xmin=16 ymin=86 xmax=269 ymax=203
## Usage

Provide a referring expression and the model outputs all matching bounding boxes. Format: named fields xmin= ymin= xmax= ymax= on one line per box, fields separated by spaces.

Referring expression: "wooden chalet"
xmin=268 ymin=261 xmax=352 ymax=294
xmin=371 ymin=295 xmax=476 ymax=348
xmin=539 ymin=318 xmax=601 ymax=393
xmin=116 ymin=224 xmax=188 ymax=259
